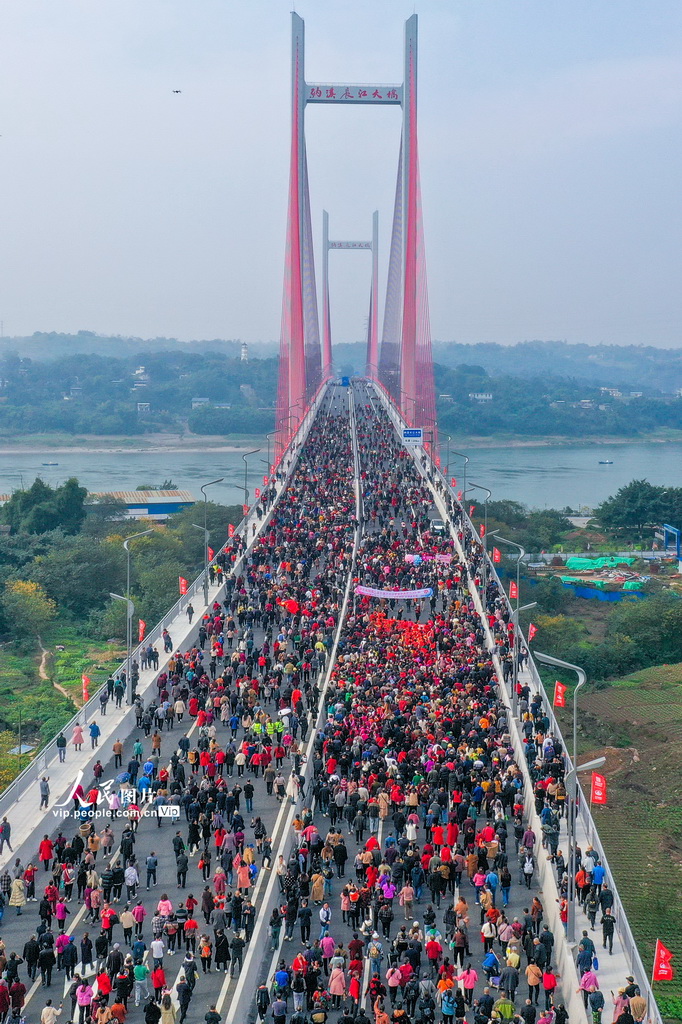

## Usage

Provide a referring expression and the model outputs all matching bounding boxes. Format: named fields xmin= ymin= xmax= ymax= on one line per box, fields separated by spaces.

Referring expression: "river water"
xmin=1 ymin=440 xmax=681 ymax=512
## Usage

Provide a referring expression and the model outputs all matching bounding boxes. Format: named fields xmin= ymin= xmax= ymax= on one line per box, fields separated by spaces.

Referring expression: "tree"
xmin=1 ymin=580 xmax=56 ymax=641
xmin=3 ymin=477 xmax=87 ymax=535
xmin=595 ymin=480 xmax=667 ymax=539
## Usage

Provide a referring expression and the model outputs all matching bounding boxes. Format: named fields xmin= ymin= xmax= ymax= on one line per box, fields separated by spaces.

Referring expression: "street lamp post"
xmin=441 ymin=434 xmax=452 ymax=476
xmin=122 ymin=529 xmax=154 ymax=704
xmin=263 ymin=431 xmax=277 ymax=476
xmin=465 ymin=482 xmax=491 ymax=606
xmin=534 ymin=650 xmax=588 ymax=943
xmin=200 ymin=478 xmax=224 ymax=605
xmin=487 ymin=531 xmax=534 ymax=714
xmin=110 ymin=591 xmax=135 ymax=704
xmin=451 ymin=450 xmax=468 ymax=506
xmin=241 ymin=450 xmax=261 ymax=510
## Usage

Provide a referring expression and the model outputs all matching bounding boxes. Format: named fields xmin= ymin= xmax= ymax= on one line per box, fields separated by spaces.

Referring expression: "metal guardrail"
xmin=441 ymin=480 xmax=664 ymax=1024
xmin=0 ymin=384 xmax=330 ymax=819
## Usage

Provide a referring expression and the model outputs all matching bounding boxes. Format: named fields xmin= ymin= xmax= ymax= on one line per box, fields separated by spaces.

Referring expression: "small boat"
xmin=598 ymin=460 xmax=613 ymax=465
xmin=42 ymin=461 xmax=59 ymax=466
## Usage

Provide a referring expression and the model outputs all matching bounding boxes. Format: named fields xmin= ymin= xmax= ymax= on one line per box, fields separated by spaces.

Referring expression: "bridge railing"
xmin=434 ymin=470 xmax=664 ymax=1024
xmin=368 ymin=381 xmax=660 ymax=1024
xmin=0 ymin=385 xmax=330 ymax=815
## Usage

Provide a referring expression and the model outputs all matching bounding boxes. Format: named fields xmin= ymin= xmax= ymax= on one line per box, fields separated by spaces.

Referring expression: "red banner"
xmin=590 ymin=772 xmax=607 ymax=805
xmin=242 ymin=504 xmax=249 ymax=516
xmin=653 ymin=939 xmax=674 ymax=982
xmin=255 ymin=487 xmax=261 ymax=499
xmin=528 ymin=623 xmax=538 ymax=641
xmin=469 ymin=505 xmax=475 ymax=516
xmin=457 ymin=491 xmax=462 ymax=501
xmin=451 ymin=477 xmax=456 ymax=487
xmin=479 ymin=524 xmax=486 ymax=538
xmin=207 ymin=546 xmax=215 ymax=561
xmin=228 ymin=523 xmax=235 ymax=538
xmin=82 ymin=674 xmax=90 ymax=702
xmin=509 ymin=581 xmax=518 ymax=600
xmin=492 ymin=547 xmax=501 ymax=563
xmin=138 ymin=619 xmax=146 ymax=643
xmin=553 ymin=680 xmax=567 ymax=708
xmin=179 ymin=576 xmax=188 ymax=595
xmin=263 ymin=475 xmax=269 ymax=485
xmin=435 ymin=455 xmax=441 ymax=468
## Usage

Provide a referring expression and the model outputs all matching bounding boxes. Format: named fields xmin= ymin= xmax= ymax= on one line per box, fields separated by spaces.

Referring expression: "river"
xmin=2 ymin=439 xmax=681 ymax=511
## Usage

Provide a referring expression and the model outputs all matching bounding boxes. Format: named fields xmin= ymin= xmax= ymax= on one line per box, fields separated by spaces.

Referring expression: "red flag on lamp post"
xmin=653 ymin=939 xmax=674 ymax=982
xmin=553 ymin=680 xmax=567 ymax=708
xmin=138 ymin=619 xmax=146 ymax=643
xmin=457 ymin=490 xmax=463 ymax=501
xmin=263 ymin=475 xmax=268 ymax=486
xmin=492 ymin=547 xmax=501 ymax=564
xmin=228 ymin=523 xmax=235 ymax=538
xmin=528 ymin=623 xmax=538 ymax=641
xmin=509 ymin=581 xmax=518 ymax=600
xmin=207 ymin=546 xmax=215 ymax=561
xmin=82 ymin=674 xmax=90 ymax=702
xmin=469 ymin=505 xmax=475 ymax=517
xmin=178 ymin=576 xmax=188 ymax=595
xmin=242 ymin=504 xmax=249 ymax=516
xmin=590 ymin=772 xmax=608 ymax=805
xmin=255 ymin=487 xmax=261 ymax=499
xmin=479 ymin=524 xmax=486 ymax=538
xmin=450 ymin=477 xmax=456 ymax=487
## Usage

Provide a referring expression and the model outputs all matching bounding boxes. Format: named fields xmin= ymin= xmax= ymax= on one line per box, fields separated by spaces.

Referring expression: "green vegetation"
xmin=435 ymin=363 xmax=682 ymax=439
xmin=551 ymin=663 xmax=682 ymax=1009
xmin=595 ymin=479 xmax=682 ymax=539
xmin=0 ymin=349 xmax=277 ymax=436
xmin=0 ymin=475 xmax=244 ymax=776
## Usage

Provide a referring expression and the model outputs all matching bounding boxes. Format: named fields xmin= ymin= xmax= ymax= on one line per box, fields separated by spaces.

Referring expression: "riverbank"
xmin=0 ymin=432 xmax=268 ymax=454
xmin=1 ymin=428 xmax=682 ymax=454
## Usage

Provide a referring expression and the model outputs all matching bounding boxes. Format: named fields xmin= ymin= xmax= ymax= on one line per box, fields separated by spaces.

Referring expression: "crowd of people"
xmin=0 ymin=387 xmax=644 ymax=1024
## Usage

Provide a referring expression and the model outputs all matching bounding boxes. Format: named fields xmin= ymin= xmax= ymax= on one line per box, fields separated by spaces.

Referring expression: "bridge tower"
xmin=322 ymin=211 xmax=379 ymax=382
xmin=275 ymin=13 xmax=437 ymax=458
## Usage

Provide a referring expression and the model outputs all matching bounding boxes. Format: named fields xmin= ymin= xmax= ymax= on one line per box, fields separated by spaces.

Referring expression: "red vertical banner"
xmin=242 ymin=504 xmax=249 ymax=516
xmin=590 ymin=772 xmax=607 ymax=805
xmin=509 ymin=581 xmax=518 ymax=600
xmin=457 ymin=491 xmax=463 ymax=501
xmin=179 ymin=576 xmax=188 ymax=595
xmin=469 ymin=505 xmax=475 ymax=517
xmin=479 ymin=523 xmax=486 ymax=538
xmin=138 ymin=619 xmax=146 ymax=643
xmin=207 ymin=546 xmax=215 ymax=561
xmin=653 ymin=940 xmax=674 ymax=981
xmin=450 ymin=477 xmax=456 ymax=487
xmin=492 ymin=547 xmax=501 ymax=564
xmin=553 ymin=680 xmax=567 ymax=707
xmin=528 ymin=623 xmax=538 ymax=641
xmin=255 ymin=487 xmax=261 ymax=499
xmin=263 ymin=475 xmax=269 ymax=486
xmin=228 ymin=524 xmax=235 ymax=538
xmin=82 ymin=674 xmax=90 ymax=702
xmin=435 ymin=455 xmax=441 ymax=468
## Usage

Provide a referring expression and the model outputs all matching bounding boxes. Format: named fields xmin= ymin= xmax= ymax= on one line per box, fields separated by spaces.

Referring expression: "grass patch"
xmin=560 ymin=663 xmax=682 ymax=1011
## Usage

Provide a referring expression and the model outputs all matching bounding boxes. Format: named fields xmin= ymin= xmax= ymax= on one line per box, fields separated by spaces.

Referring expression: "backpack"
xmin=369 ymin=943 xmax=381 ymax=959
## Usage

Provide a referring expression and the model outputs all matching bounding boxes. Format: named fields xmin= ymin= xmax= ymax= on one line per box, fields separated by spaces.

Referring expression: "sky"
xmin=1 ymin=1 xmax=681 ymax=348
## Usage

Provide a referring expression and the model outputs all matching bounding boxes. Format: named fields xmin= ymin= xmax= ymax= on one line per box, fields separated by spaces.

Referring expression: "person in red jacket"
xmin=39 ymin=836 xmax=54 ymax=872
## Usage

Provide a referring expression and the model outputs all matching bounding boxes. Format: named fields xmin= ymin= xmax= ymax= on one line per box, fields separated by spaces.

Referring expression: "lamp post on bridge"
xmin=534 ymin=650 xmax=589 ymax=944
xmin=450 ymin=450 xmax=468 ymax=504
xmin=241 ymin=450 xmax=261 ymax=513
xmin=198 ymin=478 xmax=224 ymax=606
xmin=487 ymin=531 xmax=535 ymax=715
xmin=465 ymin=482 xmax=491 ymax=607
xmin=121 ymin=528 xmax=154 ymax=704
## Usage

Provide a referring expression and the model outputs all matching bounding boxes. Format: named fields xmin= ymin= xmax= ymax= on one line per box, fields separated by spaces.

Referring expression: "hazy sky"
xmin=1 ymin=1 xmax=681 ymax=348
